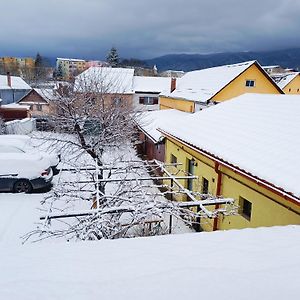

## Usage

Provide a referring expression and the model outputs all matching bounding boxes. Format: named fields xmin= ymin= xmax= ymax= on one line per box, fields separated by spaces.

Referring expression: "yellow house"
xmin=272 ymin=72 xmax=300 ymax=94
xmin=158 ymin=94 xmax=300 ymax=231
xmin=160 ymin=61 xmax=283 ymax=112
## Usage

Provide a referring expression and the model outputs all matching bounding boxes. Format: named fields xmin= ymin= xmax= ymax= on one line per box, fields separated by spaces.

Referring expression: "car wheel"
xmin=13 ymin=180 xmax=33 ymax=193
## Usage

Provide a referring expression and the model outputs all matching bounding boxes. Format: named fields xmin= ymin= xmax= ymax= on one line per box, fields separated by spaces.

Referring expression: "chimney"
xmin=7 ymin=72 xmax=11 ymax=87
xmin=170 ymin=78 xmax=176 ymax=93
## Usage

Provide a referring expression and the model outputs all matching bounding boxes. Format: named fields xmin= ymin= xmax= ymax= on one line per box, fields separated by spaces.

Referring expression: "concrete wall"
xmin=5 ymin=118 xmax=36 ymax=134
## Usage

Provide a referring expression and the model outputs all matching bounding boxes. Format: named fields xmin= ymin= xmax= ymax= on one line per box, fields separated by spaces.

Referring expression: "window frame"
xmin=245 ymin=80 xmax=256 ymax=87
xmin=239 ymin=197 xmax=252 ymax=221
xmin=202 ymin=177 xmax=209 ymax=194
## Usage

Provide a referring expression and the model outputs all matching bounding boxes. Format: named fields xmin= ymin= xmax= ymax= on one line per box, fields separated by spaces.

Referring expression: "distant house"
xmin=160 ymin=70 xmax=185 ymax=78
xmin=18 ymin=88 xmax=58 ymax=117
xmin=160 ymin=61 xmax=283 ymax=112
xmin=159 ymin=94 xmax=300 ymax=231
xmin=136 ymin=109 xmax=187 ymax=161
xmin=133 ymin=76 xmax=171 ymax=111
xmin=272 ymin=72 xmax=300 ymax=95
xmin=56 ymin=57 xmax=87 ymax=81
xmin=75 ymin=67 xmax=135 ymax=107
xmin=0 ymin=73 xmax=31 ymax=105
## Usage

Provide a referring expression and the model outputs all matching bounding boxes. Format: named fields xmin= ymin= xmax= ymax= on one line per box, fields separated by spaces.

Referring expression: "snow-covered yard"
xmin=0 ymin=226 xmax=300 ymax=300
xmin=1 ymin=132 xmax=300 ymax=299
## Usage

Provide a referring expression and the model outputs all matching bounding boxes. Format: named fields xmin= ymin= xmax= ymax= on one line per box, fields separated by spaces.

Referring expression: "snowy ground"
xmin=1 ymin=133 xmax=299 ymax=299
xmin=1 ymin=226 xmax=300 ymax=300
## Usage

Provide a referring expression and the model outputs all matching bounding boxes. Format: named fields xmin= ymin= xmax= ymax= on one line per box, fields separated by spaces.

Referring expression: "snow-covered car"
xmin=0 ymin=153 xmax=53 ymax=193
xmin=0 ymin=135 xmax=60 ymax=174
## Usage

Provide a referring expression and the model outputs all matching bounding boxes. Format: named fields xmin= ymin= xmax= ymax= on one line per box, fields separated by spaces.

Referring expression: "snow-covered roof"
xmin=1 ymin=103 xmax=30 ymax=110
xmin=57 ymin=57 xmax=86 ymax=62
xmin=34 ymin=88 xmax=58 ymax=101
xmin=159 ymin=93 xmax=300 ymax=200
xmin=262 ymin=65 xmax=280 ymax=69
xmin=0 ymin=75 xmax=31 ymax=90
xmin=133 ymin=76 xmax=171 ymax=93
xmin=161 ymin=61 xmax=260 ymax=103
xmin=138 ymin=109 xmax=188 ymax=143
xmin=75 ymin=67 xmax=135 ymax=94
xmin=0 ymin=225 xmax=299 ymax=299
xmin=272 ymin=72 xmax=299 ymax=89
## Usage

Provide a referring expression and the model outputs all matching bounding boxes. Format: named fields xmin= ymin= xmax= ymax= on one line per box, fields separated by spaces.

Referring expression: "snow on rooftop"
xmin=1 ymin=225 xmax=300 ymax=299
xmin=263 ymin=65 xmax=281 ymax=69
xmin=138 ymin=109 xmax=189 ymax=143
xmin=133 ymin=76 xmax=171 ymax=93
xmin=75 ymin=67 xmax=135 ymax=94
xmin=161 ymin=61 xmax=257 ymax=102
xmin=0 ymin=75 xmax=31 ymax=90
xmin=272 ymin=72 xmax=299 ymax=89
xmin=34 ymin=88 xmax=58 ymax=101
xmin=57 ymin=57 xmax=86 ymax=62
xmin=159 ymin=93 xmax=300 ymax=199
xmin=1 ymin=103 xmax=30 ymax=109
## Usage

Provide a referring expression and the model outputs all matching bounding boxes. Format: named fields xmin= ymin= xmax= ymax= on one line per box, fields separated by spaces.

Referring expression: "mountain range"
xmin=145 ymin=48 xmax=300 ymax=72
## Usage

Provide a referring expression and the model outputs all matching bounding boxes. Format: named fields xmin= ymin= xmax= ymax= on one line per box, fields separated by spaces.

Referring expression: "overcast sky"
xmin=0 ymin=0 xmax=299 ymax=60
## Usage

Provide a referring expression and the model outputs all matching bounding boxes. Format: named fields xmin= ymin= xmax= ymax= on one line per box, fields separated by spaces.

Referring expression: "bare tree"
xmin=0 ymin=116 xmax=5 ymax=134
xmin=26 ymin=68 xmax=236 ymax=242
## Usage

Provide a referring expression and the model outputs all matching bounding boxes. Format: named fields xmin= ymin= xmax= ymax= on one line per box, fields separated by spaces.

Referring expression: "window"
xmin=245 ymin=80 xmax=255 ymax=87
xmin=239 ymin=197 xmax=252 ymax=220
xmin=170 ymin=154 xmax=177 ymax=164
xmin=202 ymin=177 xmax=209 ymax=194
xmin=139 ymin=96 xmax=159 ymax=105
xmin=113 ymin=97 xmax=121 ymax=105
xmin=187 ymin=158 xmax=195 ymax=191
xmin=289 ymin=88 xmax=291 ymax=92
xmin=36 ymin=104 xmax=42 ymax=111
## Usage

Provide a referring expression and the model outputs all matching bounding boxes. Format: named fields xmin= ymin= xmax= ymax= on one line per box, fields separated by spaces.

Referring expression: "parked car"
xmin=0 ymin=153 xmax=53 ymax=193
xmin=0 ymin=135 xmax=60 ymax=174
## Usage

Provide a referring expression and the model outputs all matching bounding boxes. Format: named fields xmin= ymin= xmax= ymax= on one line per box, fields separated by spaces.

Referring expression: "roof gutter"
xmin=158 ymin=128 xmax=300 ymax=206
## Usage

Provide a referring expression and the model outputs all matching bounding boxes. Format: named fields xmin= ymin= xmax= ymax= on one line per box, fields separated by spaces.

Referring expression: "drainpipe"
xmin=213 ymin=162 xmax=222 ymax=231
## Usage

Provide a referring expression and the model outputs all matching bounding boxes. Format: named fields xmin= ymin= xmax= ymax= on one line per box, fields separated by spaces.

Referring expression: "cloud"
xmin=0 ymin=0 xmax=299 ymax=59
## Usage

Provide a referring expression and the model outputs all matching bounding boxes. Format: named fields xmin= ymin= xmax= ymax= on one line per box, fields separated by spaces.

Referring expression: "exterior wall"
xmin=212 ymin=64 xmax=281 ymax=102
xmin=0 ymin=108 xmax=30 ymax=121
xmin=165 ymin=138 xmax=300 ymax=232
xmin=138 ymin=131 xmax=165 ymax=161
xmin=159 ymin=96 xmax=195 ymax=113
xmin=133 ymin=93 xmax=159 ymax=111
xmin=0 ymin=89 xmax=31 ymax=104
xmin=282 ymin=76 xmax=300 ymax=94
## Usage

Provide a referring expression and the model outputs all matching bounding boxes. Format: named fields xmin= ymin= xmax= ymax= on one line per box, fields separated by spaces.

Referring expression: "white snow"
xmin=161 ymin=61 xmax=258 ymax=102
xmin=138 ymin=109 xmax=189 ymax=143
xmin=133 ymin=76 xmax=171 ymax=93
xmin=0 ymin=74 xmax=31 ymax=90
xmin=1 ymin=103 xmax=30 ymax=109
xmin=0 ymin=225 xmax=299 ymax=300
xmin=75 ymin=67 xmax=135 ymax=94
xmin=159 ymin=93 xmax=300 ymax=199
xmin=0 ymin=153 xmax=51 ymax=178
xmin=0 ymin=133 xmax=299 ymax=299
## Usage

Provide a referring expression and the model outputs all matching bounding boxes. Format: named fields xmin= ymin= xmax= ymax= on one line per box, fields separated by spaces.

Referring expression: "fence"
xmin=5 ymin=118 xmax=36 ymax=134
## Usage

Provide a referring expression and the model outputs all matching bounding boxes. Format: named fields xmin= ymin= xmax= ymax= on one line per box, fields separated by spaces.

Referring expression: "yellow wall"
xmin=165 ymin=138 xmax=300 ymax=232
xmin=159 ymin=64 xmax=281 ymax=112
xmin=282 ymin=75 xmax=300 ymax=94
xmin=212 ymin=64 xmax=281 ymax=102
xmin=160 ymin=96 xmax=195 ymax=112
